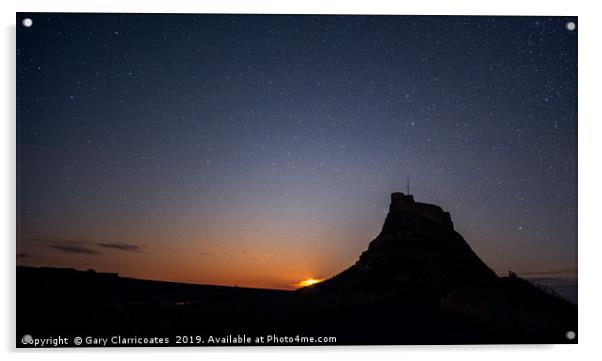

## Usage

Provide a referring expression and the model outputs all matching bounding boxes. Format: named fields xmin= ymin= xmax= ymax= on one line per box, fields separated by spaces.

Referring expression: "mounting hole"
xmin=565 ymin=330 xmax=576 ymax=340
xmin=566 ymin=21 xmax=576 ymax=31
xmin=22 ymin=18 xmax=33 ymax=28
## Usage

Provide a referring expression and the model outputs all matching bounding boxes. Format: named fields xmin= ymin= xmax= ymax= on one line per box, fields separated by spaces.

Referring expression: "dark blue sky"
xmin=17 ymin=14 xmax=577 ymax=289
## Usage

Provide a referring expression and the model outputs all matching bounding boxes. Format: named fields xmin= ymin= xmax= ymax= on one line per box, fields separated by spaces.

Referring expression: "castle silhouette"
xmin=389 ymin=192 xmax=454 ymax=229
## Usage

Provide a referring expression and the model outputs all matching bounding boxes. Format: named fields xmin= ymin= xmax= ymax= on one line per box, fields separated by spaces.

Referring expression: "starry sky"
xmin=17 ymin=14 xmax=577 ymax=290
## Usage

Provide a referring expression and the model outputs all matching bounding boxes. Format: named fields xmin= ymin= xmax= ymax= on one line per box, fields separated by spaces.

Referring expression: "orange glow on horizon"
xmin=294 ymin=278 xmax=324 ymax=288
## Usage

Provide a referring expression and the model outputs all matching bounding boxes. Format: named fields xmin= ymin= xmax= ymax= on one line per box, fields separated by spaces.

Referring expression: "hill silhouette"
xmin=17 ymin=192 xmax=577 ymax=346
xmin=295 ymin=193 xmax=576 ymax=343
xmin=303 ymin=192 xmax=497 ymax=300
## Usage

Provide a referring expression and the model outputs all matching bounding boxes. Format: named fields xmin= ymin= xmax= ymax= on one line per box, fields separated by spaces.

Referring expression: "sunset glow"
xmin=295 ymin=278 xmax=325 ymax=288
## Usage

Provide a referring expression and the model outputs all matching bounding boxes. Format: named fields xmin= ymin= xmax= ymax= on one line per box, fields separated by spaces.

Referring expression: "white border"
xmin=2 ymin=1 xmax=602 ymax=360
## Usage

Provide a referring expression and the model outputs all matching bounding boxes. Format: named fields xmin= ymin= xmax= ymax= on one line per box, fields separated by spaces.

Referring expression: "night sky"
xmin=17 ymin=14 xmax=577 ymax=290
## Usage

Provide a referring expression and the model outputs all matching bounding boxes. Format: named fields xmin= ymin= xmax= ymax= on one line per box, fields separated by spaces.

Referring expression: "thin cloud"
xmin=30 ymin=237 xmax=147 ymax=255
xmin=51 ymin=244 xmax=100 ymax=255
xmin=96 ymin=243 xmax=145 ymax=253
xmin=220 ymin=249 xmax=262 ymax=262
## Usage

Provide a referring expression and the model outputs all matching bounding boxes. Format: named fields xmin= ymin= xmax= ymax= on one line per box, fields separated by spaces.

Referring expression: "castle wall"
xmin=389 ymin=192 xmax=454 ymax=229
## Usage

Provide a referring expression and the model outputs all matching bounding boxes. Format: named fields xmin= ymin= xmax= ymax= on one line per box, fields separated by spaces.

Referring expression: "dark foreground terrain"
xmin=17 ymin=193 xmax=577 ymax=346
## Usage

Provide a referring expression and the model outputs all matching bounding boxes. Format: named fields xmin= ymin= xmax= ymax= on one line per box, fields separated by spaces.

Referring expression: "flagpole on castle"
xmin=406 ymin=177 xmax=410 ymax=195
